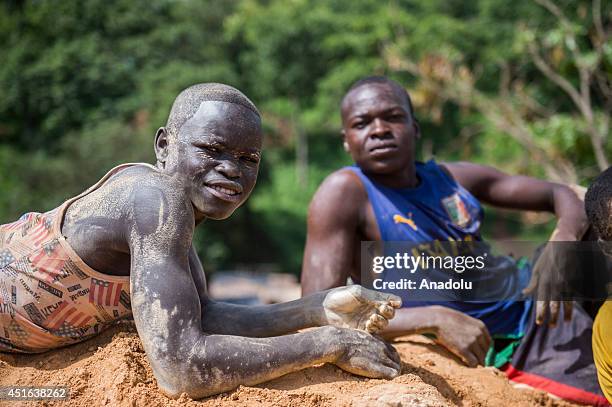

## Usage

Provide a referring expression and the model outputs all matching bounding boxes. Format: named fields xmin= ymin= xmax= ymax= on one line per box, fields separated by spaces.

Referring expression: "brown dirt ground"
xmin=0 ymin=320 xmax=579 ymax=407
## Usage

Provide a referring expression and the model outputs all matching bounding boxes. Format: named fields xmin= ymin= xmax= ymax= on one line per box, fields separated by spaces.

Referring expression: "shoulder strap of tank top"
xmin=53 ymin=162 xmax=158 ymax=233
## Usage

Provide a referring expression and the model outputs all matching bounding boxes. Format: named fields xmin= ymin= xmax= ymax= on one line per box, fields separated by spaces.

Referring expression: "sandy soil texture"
xmin=0 ymin=321 xmax=579 ymax=407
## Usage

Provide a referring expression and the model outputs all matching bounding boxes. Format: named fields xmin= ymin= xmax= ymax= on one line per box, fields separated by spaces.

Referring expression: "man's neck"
xmin=366 ymin=163 xmax=419 ymax=189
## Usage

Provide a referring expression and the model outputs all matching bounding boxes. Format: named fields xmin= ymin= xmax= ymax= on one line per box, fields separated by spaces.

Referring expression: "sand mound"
xmin=0 ymin=321 xmax=578 ymax=407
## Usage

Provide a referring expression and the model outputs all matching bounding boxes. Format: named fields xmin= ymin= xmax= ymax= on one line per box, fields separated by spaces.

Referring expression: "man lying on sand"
xmin=585 ymin=167 xmax=612 ymax=403
xmin=301 ymin=76 xmax=607 ymax=405
xmin=0 ymin=83 xmax=403 ymax=399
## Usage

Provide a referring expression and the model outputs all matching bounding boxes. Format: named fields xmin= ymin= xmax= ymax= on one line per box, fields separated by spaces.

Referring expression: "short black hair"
xmin=343 ymin=76 xmax=416 ymax=119
xmin=585 ymin=166 xmax=612 ymax=240
xmin=166 ymin=83 xmax=260 ymax=140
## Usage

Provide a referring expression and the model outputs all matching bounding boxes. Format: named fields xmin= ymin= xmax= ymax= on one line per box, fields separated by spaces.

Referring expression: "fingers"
xmin=522 ymin=272 xmax=539 ymax=296
xmin=468 ymin=323 xmax=491 ymax=367
xmin=350 ymin=355 xmax=400 ymax=379
xmin=380 ymin=345 xmax=402 ymax=377
xmin=382 ymin=340 xmax=402 ymax=366
xmin=365 ymin=314 xmax=388 ymax=333
xmin=470 ymin=340 xmax=487 ymax=366
xmin=342 ymin=345 xmax=401 ymax=380
xmin=372 ymin=292 xmax=402 ymax=309
xmin=381 ymin=354 xmax=402 ymax=374
xmin=360 ymin=287 xmax=403 ymax=309
xmin=372 ymin=364 xmax=401 ymax=379
xmin=563 ymin=301 xmax=573 ymax=322
xmin=437 ymin=339 xmax=478 ymax=368
xmin=385 ymin=294 xmax=402 ymax=309
xmin=377 ymin=303 xmax=396 ymax=320
xmin=536 ymin=301 xmax=574 ymax=326
xmin=548 ymin=301 xmax=560 ymax=327
xmin=482 ymin=326 xmax=492 ymax=350
xmin=535 ymin=300 xmax=548 ymax=325
xmin=476 ymin=327 xmax=492 ymax=361
xmin=459 ymin=349 xmax=479 ymax=368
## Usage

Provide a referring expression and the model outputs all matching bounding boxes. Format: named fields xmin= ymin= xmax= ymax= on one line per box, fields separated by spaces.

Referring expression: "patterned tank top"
xmin=0 ymin=163 xmax=155 ymax=352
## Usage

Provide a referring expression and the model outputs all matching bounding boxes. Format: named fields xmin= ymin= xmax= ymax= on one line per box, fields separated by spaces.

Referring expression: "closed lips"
xmin=369 ymin=144 xmax=396 ymax=152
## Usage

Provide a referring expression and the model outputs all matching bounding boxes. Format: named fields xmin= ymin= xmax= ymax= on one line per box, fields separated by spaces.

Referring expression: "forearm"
xmin=446 ymin=163 xmax=588 ymax=240
xmin=155 ymin=327 xmax=340 ymax=399
xmin=551 ymin=184 xmax=588 ymax=240
xmin=379 ymin=306 xmax=440 ymax=340
xmin=201 ymin=292 xmax=326 ymax=337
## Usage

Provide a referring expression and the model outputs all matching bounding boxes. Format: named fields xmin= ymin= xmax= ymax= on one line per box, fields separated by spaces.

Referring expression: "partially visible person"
xmin=302 ymin=76 xmax=608 ymax=405
xmin=585 ymin=166 xmax=612 ymax=403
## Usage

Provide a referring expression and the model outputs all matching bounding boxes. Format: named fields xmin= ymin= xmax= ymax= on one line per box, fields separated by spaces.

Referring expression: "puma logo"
xmin=393 ymin=213 xmax=418 ymax=231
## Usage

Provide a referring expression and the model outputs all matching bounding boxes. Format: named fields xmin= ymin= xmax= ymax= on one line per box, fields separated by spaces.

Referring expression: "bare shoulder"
xmin=92 ymin=165 xmax=194 ymax=239
xmin=314 ymin=168 xmax=367 ymax=202
xmin=313 ymin=168 xmax=368 ymax=206
xmin=310 ymin=168 xmax=367 ymax=217
xmin=126 ymin=172 xmax=193 ymax=235
xmin=65 ymin=164 xmax=175 ymax=223
xmin=102 ymin=165 xmax=185 ymax=204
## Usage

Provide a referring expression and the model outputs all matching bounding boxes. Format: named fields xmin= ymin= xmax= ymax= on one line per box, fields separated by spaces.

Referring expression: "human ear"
xmin=413 ymin=119 xmax=421 ymax=140
xmin=341 ymin=130 xmax=350 ymax=153
xmin=154 ymin=127 xmax=169 ymax=166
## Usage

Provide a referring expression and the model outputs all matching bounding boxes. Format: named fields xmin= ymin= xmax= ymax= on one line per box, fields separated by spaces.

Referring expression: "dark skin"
xmin=60 ymin=99 xmax=404 ymax=398
xmin=301 ymin=82 xmax=589 ymax=367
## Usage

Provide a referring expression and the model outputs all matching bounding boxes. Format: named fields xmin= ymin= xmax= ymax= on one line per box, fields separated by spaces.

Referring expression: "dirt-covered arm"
xmin=202 ymin=285 xmax=401 ymax=337
xmin=187 ymin=241 xmax=327 ymax=336
xmin=187 ymin=238 xmax=401 ymax=337
xmin=128 ymin=181 xmax=400 ymax=398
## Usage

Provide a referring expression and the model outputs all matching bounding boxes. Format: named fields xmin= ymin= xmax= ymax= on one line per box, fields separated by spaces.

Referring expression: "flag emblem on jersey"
xmin=89 ymin=278 xmax=123 ymax=306
xmin=441 ymin=193 xmax=471 ymax=227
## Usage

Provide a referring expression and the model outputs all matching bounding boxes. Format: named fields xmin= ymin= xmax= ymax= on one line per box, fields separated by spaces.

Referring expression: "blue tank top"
xmin=349 ymin=160 xmax=532 ymax=336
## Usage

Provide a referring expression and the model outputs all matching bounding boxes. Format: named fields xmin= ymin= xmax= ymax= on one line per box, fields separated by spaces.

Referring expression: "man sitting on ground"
xmin=0 ymin=83 xmax=403 ymax=398
xmin=301 ymin=76 xmax=606 ymax=405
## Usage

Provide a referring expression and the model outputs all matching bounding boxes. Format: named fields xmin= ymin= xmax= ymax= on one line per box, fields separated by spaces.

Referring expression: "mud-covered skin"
xmin=202 ymin=285 xmax=400 ymax=337
xmin=60 ymin=97 xmax=402 ymax=398
xmin=301 ymin=79 xmax=588 ymax=367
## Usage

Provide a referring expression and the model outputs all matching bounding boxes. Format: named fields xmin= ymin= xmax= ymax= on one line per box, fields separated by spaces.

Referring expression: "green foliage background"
xmin=1 ymin=0 xmax=609 ymax=274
